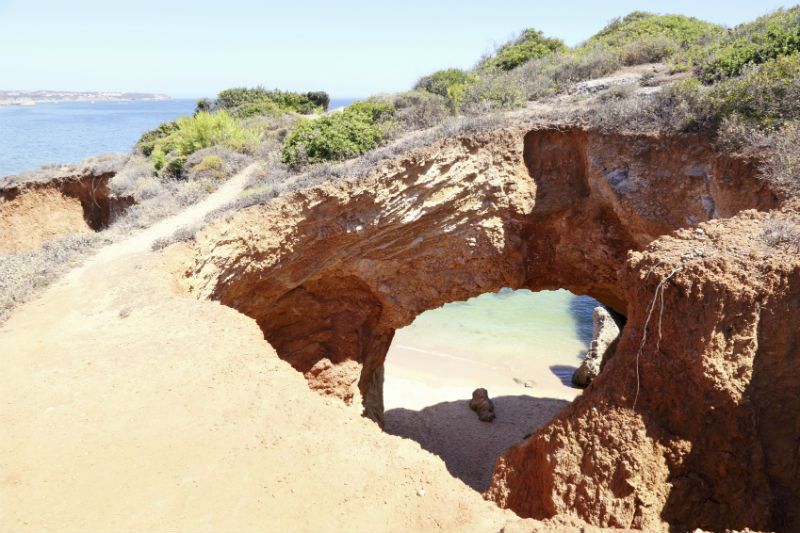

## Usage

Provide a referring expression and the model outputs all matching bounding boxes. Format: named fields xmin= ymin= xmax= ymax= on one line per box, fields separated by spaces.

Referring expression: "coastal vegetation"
xmin=281 ymin=100 xmax=394 ymax=167
xmin=120 ymin=6 xmax=800 ymax=200
xmin=121 ymin=6 xmax=800 ymax=204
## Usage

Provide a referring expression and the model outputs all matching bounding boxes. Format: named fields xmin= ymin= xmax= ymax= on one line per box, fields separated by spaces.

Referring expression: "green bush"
xmin=137 ymin=121 xmax=179 ymax=156
xmin=416 ymin=68 xmax=477 ymax=95
xmin=306 ymin=91 xmax=331 ymax=111
xmin=513 ymin=45 xmax=622 ymax=99
xmin=706 ymin=54 xmax=800 ymax=127
xmin=281 ymin=100 xmax=394 ymax=167
xmin=194 ymin=155 xmax=225 ymax=172
xmin=214 ymin=87 xmax=329 ymax=116
xmin=588 ymin=12 xmax=723 ymax=51
xmin=144 ymin=111 xmax=260 ymax=177
xmin=585 ymin=55 xmax=800 ymax=135
xmin=229 ymin=100 xmax=282 ymax=119
xmin=618 ymin=34 xmax=680 ymax=65
xmin=481 ymin=29 xmax=566 ymax=71
xmin=693 ymin=7 xmax=800 ymax=82
xmin=195 ymin=98 xmax=212 ymax=114
xmin=461 ymin=72 xmax=525 ymax=113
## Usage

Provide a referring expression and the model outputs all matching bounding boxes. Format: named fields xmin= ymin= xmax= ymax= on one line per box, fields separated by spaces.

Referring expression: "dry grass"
xmin=762 ymin=215 xmax=800 ymax=250
xmin=0 ymin=234 xmax=109 ymax=323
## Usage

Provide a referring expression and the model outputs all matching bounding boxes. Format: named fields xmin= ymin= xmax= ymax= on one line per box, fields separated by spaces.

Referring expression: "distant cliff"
xmin=0 ymin=90 xmax=170 ymax=106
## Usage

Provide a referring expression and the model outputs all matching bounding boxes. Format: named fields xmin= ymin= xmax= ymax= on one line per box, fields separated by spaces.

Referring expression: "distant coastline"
xmin=0 ymin=90 xmax=170 ymax=106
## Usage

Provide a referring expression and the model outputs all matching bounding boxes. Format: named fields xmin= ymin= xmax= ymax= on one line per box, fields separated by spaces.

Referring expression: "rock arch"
xmin=187 ymin=125 xmax=773 ymax=422
xmin=186 ymin=125 xmax=800 ymax=531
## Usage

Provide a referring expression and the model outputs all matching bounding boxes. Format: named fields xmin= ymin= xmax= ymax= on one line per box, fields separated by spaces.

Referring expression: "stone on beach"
xmin=468 ymin=388 xmax=496 ymax=422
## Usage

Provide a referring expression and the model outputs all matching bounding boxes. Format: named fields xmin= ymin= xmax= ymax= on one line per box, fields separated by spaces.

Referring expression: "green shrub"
xmin=585 ymin=55 xmax=800 ymax=135
xmin=214 ymin=87 xmax=329 ymax=116
xmin=229 ymin=100 xmax=282 ymax=119
xmin=760 ymin=121 xmax=800 ymax=197
xmin=693 ymin=7 xmax=800 ymax=82
xmin=194 ymin=155 xmax=225 ymax=172
xmin=706 ymin=54 xmax=800 ymax=127
xmin=190 ymin=155 xmax=226 ymax=180
xmin=618 ymin=34 xmax=680 ymax=65
xmin=144 ymin=111 xmax=259 ymax=177
xmin=195 ymin=98 xmax=212 ymax=114
xmin=481 ymin=29 xmax=566 ymax=71
xmin=137 ymin=121 xmax=179 ymax=156
xmin=171 ymin=111 xmax=259 ymax=155
xmin=588 ymin=12 xmax=723 ymax=52
xmin=306 ymin=91 xmax=331 ymax=111
xmin=281 ymin=100 xmax=394 ymax=167
xmin=513 ymin=45 xmax=622 ymax=99
xmin=461 ymin=72 xmax=525 ymax=113
xmin=416 ymin=68 xmax=477 ymax=96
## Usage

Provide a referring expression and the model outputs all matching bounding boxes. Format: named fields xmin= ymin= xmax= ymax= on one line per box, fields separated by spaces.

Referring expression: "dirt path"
xmin=61 ymin=162 xmax=258 ymax=285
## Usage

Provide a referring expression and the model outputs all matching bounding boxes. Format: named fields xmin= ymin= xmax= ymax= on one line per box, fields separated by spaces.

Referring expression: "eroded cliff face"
xmin=185 ymin=124 xmax=796 ymax=531
xmin=0 ymin=170 xmax=131 ymax=253
xmin=187 ymin=126 xmax=775 ymax=415
xmin=487 ymin=210 xmax=800 ymax=532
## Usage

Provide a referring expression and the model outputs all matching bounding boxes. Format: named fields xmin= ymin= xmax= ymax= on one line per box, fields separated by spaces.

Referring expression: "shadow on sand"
xmin=384 ymin=395 xmax=570 ymax=492
xmin=549 ymin=364 xmax=579 ymax=387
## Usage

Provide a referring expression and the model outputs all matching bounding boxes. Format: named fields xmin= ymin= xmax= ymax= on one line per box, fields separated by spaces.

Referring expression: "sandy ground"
xmin=384 ymin=344 xmax=580 ymax=492
xmin=0 ymin=165 xmax=526 ymax=532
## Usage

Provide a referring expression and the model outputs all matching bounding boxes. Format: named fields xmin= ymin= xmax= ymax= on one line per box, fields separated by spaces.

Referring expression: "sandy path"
xmin=62 ymin=162 xmax=258 ymax=285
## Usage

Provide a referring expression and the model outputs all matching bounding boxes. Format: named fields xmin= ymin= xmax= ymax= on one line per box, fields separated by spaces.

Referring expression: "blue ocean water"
xmin=0 ymin=97 xmax=358 ymax=176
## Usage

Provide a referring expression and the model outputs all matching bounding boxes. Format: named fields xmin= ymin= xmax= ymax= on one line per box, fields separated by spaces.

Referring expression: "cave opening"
xmin=382 ymin=287 xmax=609 ymax=493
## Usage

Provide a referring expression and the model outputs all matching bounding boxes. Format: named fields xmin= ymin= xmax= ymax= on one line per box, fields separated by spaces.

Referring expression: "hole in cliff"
xmin=0 ymin=174 xmax=132 ymax=254
xmin=383 ymin=288 xmax=604 ymax=493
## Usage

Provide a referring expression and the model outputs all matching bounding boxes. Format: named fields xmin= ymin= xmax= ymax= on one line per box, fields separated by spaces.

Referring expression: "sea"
xmin=387 ymin=289 xmax=596 ymax=395
xmin=0 ymin=97 xmax=357 ymax=177
xmin=1 ymin=97 xmax=594 ymax=387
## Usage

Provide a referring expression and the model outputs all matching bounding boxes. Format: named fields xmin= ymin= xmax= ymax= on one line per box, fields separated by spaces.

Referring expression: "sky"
xmin=0 ymin=0 xmax=795 ymax=98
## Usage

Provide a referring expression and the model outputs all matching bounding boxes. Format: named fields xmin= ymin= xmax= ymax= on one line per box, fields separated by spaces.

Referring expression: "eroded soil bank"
xmin=185 ymin=123 xmax=798 ymax=531
xmin=0 ymin=165 xmax=131 ymax=253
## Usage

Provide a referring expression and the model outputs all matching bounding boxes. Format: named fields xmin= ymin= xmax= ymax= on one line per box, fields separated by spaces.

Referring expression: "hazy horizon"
xmin=1 ymin=0 xmax=796 ymax=98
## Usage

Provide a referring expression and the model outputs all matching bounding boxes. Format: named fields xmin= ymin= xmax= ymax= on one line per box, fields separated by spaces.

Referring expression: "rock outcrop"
xmin=487 ymin=209 xmax=800 ymax=532
xmin=185 ymin=123 xmax=796 ymax=531
xmin=571 ymin=306 xmax=622 ymax=387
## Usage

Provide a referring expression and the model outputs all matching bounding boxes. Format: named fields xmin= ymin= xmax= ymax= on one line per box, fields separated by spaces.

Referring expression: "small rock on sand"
xmin=468 ymin=388 xmax=496 ymax=422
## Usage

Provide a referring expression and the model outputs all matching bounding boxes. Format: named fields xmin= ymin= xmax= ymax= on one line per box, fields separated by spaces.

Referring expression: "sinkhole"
xmin=382 ymin=288 xmax=605 ymax=492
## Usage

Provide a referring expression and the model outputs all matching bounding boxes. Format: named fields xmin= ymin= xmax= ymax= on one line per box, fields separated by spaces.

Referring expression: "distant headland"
xmin=0 ymin=90 xmax=170 ymax=106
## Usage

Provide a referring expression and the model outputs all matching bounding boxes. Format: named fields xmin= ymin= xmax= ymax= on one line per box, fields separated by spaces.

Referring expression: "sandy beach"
xmin=384 ymin=342 xmax=583 ymax=492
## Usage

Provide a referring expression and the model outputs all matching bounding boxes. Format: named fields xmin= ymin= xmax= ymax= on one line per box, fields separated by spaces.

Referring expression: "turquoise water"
xmin=0 ymin=97 xmax=358 ymax=176
xmin=389 ymin=289 xmax=597 ymax=387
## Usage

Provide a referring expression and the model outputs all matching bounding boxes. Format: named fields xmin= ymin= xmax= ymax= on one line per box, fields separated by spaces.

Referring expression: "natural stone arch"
xmin=187 ymin=125 xmax=774 ymax=423
xmin=186 ymin=123 xmax=799 ymax=531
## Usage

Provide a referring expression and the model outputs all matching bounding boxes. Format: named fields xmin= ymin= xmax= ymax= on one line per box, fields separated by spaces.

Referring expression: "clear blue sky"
xmin=0 ymin=0 xmax=794 ymax=98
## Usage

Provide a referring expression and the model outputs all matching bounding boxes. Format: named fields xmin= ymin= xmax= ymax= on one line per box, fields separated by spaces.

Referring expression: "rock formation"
xmin=0 ymin=159 xmax=131 ymax=253
xmin=487 ymin=209 xmax=800 ymax=532
xmin=185 ymin=123 xmax=797 ymax=531
xmin=571 ymin=306 xmax=622 ymax=387
xmin=468 ymin=388 xmax=496 ymax=422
